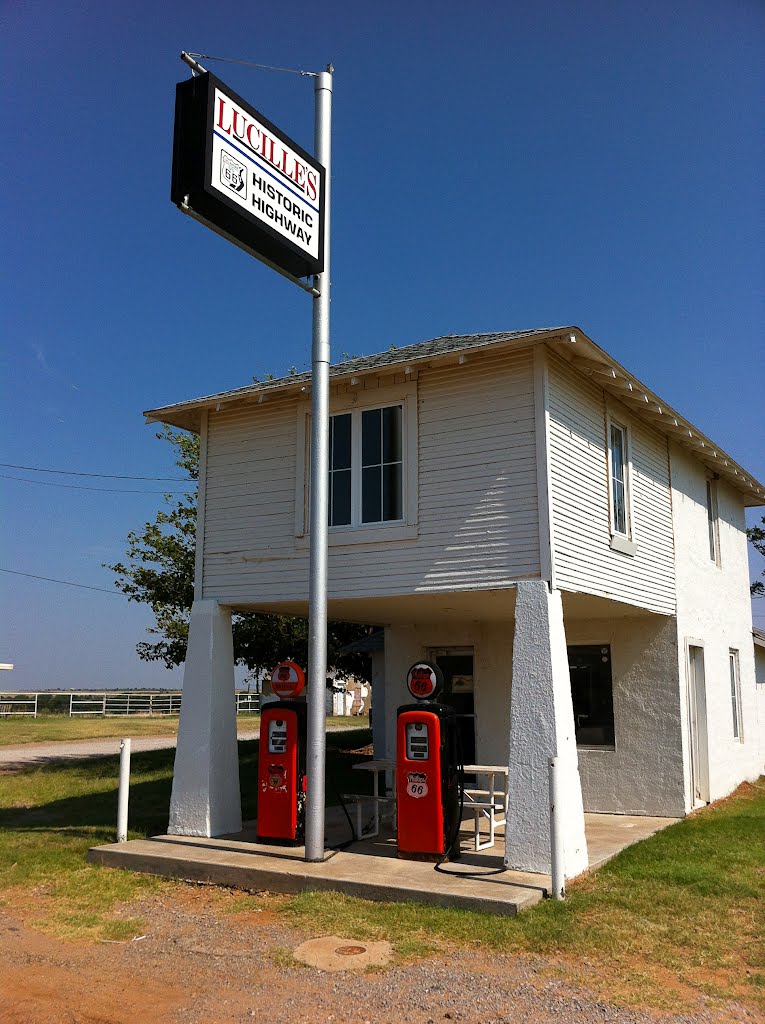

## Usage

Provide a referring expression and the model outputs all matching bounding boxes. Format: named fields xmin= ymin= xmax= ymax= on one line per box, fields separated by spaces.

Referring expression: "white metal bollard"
xmin=549 ymin=756 xmax=565 ymax=900
xmin=117 ymin=738 xmax=131 ymax=842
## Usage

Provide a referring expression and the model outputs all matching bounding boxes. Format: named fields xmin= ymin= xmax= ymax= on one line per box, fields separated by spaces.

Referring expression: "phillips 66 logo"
xmin=406 ymin=771 xmax=428 ymax=799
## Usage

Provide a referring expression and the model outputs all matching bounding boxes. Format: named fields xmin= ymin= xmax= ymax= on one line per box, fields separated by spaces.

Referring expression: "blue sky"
xmin=2 ymin=0 xmax=763 ymax=689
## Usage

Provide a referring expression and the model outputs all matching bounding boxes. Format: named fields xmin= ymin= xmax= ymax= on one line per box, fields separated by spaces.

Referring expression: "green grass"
xmin=0 ymin=713 xmax=368 ymax=746
xmin=271 ymin=779 xmax=765 ymax=1011
xmin=0 ymin=728 xmax=372 ymax=941
xmin=1 ymin=733 xmax=761 ymax=1013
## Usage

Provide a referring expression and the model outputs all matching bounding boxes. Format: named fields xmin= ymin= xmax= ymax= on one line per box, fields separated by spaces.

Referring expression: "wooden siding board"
xmin=202 ymin=348 xmax=542 ymax=603
xmin=547 ymin=352 xmax=675 ymax=614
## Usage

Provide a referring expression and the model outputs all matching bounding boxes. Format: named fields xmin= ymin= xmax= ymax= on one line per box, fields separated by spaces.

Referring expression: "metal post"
xmin=117 ymin=738 xmax=131 ymax=842
xmin=549 ymin=756 xmax=565 ymax=899
xmin=304 ymin=65 xmax=333 ymax=863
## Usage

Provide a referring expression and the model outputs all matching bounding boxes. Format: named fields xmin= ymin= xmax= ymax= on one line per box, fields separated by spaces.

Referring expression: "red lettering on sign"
xmin=217 ymin=97 xmax=231 ymax=135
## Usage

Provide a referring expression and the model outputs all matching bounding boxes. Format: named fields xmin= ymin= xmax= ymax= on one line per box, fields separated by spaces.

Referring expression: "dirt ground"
xmin=0 ymin=885 xmax=758 ymax=1024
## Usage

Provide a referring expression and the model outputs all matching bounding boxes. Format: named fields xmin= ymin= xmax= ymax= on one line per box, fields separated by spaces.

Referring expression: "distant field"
xmin=0 ymin=714 xmax=368 ymax=747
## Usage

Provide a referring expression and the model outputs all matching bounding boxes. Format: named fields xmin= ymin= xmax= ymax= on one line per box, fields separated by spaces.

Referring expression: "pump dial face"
xmin=406 ymin=661 xmax=443 ymax=701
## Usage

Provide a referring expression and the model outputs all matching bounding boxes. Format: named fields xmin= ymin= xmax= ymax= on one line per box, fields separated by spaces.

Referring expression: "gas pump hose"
xmin=434 ymin=728 xmax=507 ymax=878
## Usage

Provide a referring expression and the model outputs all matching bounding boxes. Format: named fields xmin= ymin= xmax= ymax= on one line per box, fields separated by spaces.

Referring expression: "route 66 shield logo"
xmin=406 ymin=771 xmax=428 ymax=799
xmin=220 ymin=151 xmax=247 ymax=197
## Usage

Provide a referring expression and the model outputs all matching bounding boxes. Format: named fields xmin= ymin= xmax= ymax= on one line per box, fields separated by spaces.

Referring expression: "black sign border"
xmin=171 ymin=71 xmax=325 ymax=279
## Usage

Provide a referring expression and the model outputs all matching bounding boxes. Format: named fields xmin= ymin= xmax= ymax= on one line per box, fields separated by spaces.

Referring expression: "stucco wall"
xmin=565 ymin=615 xmax=685 ymax=816
xmin=670 ymin=443 xmax=763 ymax=807
xmin=382 ymin=617 xmax=513 ymax=766
xmin=381 ymin=608 xmax=686 ymax=817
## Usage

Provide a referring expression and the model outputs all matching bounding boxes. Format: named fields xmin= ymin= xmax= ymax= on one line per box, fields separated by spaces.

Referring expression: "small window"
xmin=706 ymin=479 xmax=720 ymax=565
xmin=729 ymin=649 xmax=743 ymax=741
xmin=608 ymin=421 xmax=631 ymax=537
xmin=568 ymin=645 xmax=615 ymax=747
xmin=329 ymin=404 xmax=404 ymax=528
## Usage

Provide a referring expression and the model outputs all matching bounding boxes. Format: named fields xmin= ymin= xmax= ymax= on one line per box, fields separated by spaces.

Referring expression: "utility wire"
xmin=0 ymin=474 xmax=194 ymax=494
xmin=187 ymin=52 xmax=319 ymax=77
xmin=0 ymin=568 xmax=125 ymax=596
xmin=0 ymin=462 xmax=191 ymax=482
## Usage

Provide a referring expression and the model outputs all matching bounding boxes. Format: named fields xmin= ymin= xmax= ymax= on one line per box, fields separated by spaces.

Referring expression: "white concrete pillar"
xmin=505 ymin=581 xmax=588 ymax=878
xmin=168 ymin=599 xmax=242 ymax=837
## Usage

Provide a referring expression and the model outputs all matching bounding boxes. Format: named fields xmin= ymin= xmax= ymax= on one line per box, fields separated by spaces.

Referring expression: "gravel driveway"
xmin=0 ymin=886 xmax=745 ymax=1024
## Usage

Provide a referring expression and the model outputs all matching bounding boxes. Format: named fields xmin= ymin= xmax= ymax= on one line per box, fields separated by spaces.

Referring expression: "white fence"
xmin=0 ymin=690 xmax=263 ymax=718
xmin=69 ymin=692 xmax=184 ymax=717
xmin=0 ymin=693 xmax=38 ymax=717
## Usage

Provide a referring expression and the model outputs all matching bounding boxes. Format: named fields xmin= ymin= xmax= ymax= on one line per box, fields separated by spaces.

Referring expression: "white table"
xmin=461 ymin=764 xmax=509 ymax=851
xmin=348 ymin=759 xmax=396 ymax=839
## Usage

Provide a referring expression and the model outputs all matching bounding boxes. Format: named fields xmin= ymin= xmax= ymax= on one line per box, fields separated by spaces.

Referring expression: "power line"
xmin=0 ymin=568 xmax=125 ymax=596
xmin=0 ymin=473 xmax=194 ymax=494
xmin=0 ymin=462 xmax=191 ymax=482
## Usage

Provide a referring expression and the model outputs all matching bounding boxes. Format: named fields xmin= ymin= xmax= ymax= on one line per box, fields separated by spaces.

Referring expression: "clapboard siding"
xmin=547 ymin=353 xmax=676 ymax=613
xmin=202 ymin=346 xmax=541 ymax=603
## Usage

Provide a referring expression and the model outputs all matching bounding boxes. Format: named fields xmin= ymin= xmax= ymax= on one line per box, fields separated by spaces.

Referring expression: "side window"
xmin=729 ymin=649 xmax=743 ymax=742
xmin=706 ymin=479 xmax=720 ymax=566
xmin=568 ymin=645 xmax=615 ymax=747
xmin=608 ymin=420 xmax=631 ymax=538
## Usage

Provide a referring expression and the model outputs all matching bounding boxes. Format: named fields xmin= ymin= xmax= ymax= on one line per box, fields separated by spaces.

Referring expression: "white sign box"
xmin=171 ymin=73 xmax=325 ymax=278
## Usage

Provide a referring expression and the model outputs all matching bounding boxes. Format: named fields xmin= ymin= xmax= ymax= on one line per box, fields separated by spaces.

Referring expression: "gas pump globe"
xmin=396 ymin=662 xmax=461 ymax=861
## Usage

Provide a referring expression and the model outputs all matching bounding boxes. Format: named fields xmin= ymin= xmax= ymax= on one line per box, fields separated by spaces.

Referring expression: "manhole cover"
xmin=293 ymin=935 xmax=392 ymax=971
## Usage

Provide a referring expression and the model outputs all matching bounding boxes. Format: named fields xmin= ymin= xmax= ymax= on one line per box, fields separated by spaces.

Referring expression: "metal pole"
xmin=117 ymin=738 xmax=131 ymax=843
xmin=304 ymin=65 xmax=333 ymax=862
xmin=549 ymin=756 xmax=565 ymax=900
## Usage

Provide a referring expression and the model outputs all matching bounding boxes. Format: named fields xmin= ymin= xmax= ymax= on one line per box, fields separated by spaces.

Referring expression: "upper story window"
xmin=329 ymin=405 xmax=404 ymax=527
xmin=608 ymin=420 xmax=631 ymax=538
xmin=729 ymin=649 xmax=743 ymax=742
xmin=296 ymin=380 xmax=417 ymax=545
xmin=706 ymin=479 xmax=720 ymax=565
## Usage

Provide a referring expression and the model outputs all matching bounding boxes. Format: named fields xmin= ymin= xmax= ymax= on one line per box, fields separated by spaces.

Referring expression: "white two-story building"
xmin=147 ymin=327 xmax=765 ymax=877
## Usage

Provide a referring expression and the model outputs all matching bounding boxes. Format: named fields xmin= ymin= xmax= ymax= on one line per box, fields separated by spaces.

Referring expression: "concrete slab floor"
xmin=88 ymin=809 xmax=679 ymax=917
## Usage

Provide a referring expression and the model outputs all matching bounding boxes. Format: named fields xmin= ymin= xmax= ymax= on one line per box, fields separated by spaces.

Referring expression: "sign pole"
xmin=304 ymin=65 xmax=333 ymax=862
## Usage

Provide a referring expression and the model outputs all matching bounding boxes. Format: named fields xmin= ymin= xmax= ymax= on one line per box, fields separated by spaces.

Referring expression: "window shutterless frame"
xmin=329 ymin=403 xmax=404 ymax=528
xmin=706 ymin=478 xmax=721 ymax=566
xmin=608 ymin=420 xmax=630 ymax=536
xmin=606 ymin=415 xmax=636 ymax=555
xmin=729 ymin=649 xmax=743 ymax=742
xmin=295 ymin=381 xmax=418 ymax=544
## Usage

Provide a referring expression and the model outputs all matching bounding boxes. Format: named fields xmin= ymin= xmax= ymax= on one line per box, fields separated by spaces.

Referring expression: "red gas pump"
xmin=396 ymin=662 xmax=461 ymax=861
xmin=256 ymin=661 xmax=307 ymax=844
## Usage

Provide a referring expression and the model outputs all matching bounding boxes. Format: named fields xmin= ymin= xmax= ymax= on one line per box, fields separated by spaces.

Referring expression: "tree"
xmin=106 ymin=427 xmax=373 ymax=680
xmin=748 ymin=516 xmax=765 ymax=597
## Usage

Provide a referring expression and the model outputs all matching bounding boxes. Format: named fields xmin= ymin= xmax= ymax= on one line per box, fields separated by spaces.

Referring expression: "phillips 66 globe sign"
xmin=171 ymin=72 xmax=325 ymax=278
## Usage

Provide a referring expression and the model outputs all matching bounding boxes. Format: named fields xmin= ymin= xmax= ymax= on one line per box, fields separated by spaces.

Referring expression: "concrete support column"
xmin=168 ymin=599 xmax=242 ymax=837
xmin=505 ymin=581 xmax=588 ymax=878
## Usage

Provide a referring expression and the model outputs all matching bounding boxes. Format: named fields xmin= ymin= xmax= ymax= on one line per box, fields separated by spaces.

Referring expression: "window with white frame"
xmin=729 ymin=649 xmax=743 ymax=741
xmin=706 ymin=479 xmax=720 ymax=565
xmin=329 ymin=404 xmax=404 ymax=528
xmin=608 ymin=420 xmax=631 ymax=537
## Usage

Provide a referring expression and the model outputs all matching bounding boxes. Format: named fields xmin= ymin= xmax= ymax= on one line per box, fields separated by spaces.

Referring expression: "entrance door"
xmin=687 ymin=644 xmax=710 ymax=805
xmin=428 ymin=648 xmax=475 ymax=766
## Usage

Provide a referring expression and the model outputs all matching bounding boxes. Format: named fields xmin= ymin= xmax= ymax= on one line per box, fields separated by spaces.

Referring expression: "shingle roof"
xmin=147 ymin=328 xmax=564 ymax=415
xmin=144 ymin=324 xmax=764 ymax=505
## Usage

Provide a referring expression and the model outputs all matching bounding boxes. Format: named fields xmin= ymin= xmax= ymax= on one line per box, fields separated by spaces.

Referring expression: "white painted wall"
xmin=505 ymin=582 xmax=588 ymax=878
xmin=565 ymin=614 xmax=685 ymax=816
xmin=547 ymin=353 xmax=676 ymax=615
xmin=201 ymin=346 xmax=541 ymax=604
xmin=382 ymin=614 xmax=513 ymax=766
xmin=670 ymin=444 xmax=763 ymax=807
